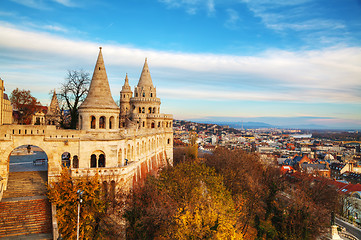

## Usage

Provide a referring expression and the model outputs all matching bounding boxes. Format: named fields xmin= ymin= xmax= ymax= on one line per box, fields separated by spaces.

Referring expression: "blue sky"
xmin=0 ymin=0 xmax=360 ymax=129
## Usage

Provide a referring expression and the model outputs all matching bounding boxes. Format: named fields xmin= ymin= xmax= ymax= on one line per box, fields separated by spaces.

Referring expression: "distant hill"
xmin=196 ymin=121 xmax=274 ymax=129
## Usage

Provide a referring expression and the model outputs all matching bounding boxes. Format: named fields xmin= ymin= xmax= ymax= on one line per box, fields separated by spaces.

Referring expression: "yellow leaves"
xmin=46 ymin=167 xmax=108 ymax=239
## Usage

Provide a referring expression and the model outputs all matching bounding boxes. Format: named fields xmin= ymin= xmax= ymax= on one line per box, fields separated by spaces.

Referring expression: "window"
xmin=153 ymin=107 xmax=156 ymax=113
xmin=151 ymin=122 xmax=155 ymax=128
xmin=90 ymin=154 xmax=97 ymax=168
xmin=148 ymin=107 xmax=152 ymax=113
xmin=168 ymin=138 xmax=171 ymax=144
xmin=139 ymin=107 xmax=142 ymax=113
xmin=135 ymin=92 xmax=138 ymax=97
xmin=142 ymin=92 xmax=145 ymax=97
xmin=99 ymin=116 xmax=105 ymax=129
xmin=142 ymin=107 xmax=145 ymax=113
xmin=91 ymin=116 xmax=96 ymax=129
xmin=73 ymin=155 xmax=79 ymax=168
xmin=150 ymin=93 xmax=153 ymax=97
xmin=98 ymin=154 xmax=106 ymax=167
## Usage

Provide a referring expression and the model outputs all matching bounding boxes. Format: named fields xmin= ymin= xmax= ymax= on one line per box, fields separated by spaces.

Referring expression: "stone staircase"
xmin=2 ymin=171 xmax=48 ymax=199
xmin=0 ymin=171 xmax=52 ymax=239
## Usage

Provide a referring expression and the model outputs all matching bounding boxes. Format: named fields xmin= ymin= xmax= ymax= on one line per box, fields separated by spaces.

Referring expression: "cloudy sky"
xmin=1 ymin=0 xmax=360 ymax=129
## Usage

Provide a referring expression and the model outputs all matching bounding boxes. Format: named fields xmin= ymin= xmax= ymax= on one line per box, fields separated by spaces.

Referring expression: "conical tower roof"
xmin=80 ymin=47 xmax=119 ymax=110
xmin=137 ymin=58 xmax=154 ymax=88
xmin=47 ymin=89 xmax=60 ymax=115
xmin=121 ymin=73 xmax=132 ymax=93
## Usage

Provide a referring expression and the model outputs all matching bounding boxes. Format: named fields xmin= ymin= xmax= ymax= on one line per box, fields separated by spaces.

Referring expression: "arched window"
xmin=98 ymin=154 xmax=106 ymax=167
xmin=143 ymin=122 xmax=145 ymax=127
xmin=168 ymin=138 xmax=171 ymax=144
xmin=99 ymin=116 xmax=105 ymax=129
xmin=139 ymin=107 xmax=142 ymax=113
xmin=61 ymin=152 xmax=71 ymax=167
xmin=73 ymin=155 xmax=79 ymax=168
xmin=151 ymin=122 xmax=155 ymax=128
xmin=148 ymin=107 xmax=152 ymax=113
xmin=158 ymin=122 xmax=160 ymax=128
xmin=142 ymin=92 xmax=145 ymax=97
xmin=90 ymin=154 xmax=97 ymax=168
xmin=91 ymin=116 xmax=96 ymax=129
xmin=142 ymin=107 xmax=145 ymax=113
xmin=153 ymin=107 xmax=156 ymax=113
xmin=135 ymin=92 xmax=138 ymax=97
xmin=109 ymin=116 xmax=114 ymax=129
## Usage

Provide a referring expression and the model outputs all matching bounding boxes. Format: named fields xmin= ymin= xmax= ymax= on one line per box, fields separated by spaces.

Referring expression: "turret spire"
xmin=79 ymin=47 xmax=118 ymax=110
xmin=137 ymin=58 xmax=154 ymax=88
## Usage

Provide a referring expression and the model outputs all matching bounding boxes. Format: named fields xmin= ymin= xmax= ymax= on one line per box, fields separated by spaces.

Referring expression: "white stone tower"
xmin=119 ymin=74 xmax=133 ymax=128
xmin=130 ymin=58 xmax=161 ymax=129
xmin=78 ymin=47 xmax=120 ymax=131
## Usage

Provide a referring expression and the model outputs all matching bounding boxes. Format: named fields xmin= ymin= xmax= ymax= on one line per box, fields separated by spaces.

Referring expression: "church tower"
xmin=119 ymin=74 xmax=132 ymax=128
xmin=45 ymin=90 xmax=61 ymax=127
xmin=78 ymin=47 xmax=120 ymax=131
xmin=130 ymin=58 xmax=161 ymax=129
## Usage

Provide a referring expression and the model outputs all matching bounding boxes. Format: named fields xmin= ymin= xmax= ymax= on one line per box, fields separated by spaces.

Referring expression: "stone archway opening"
xmin=4 ymin=145 xmax=49 ymax=199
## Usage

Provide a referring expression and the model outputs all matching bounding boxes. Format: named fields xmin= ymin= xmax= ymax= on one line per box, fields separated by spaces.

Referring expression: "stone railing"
xmin=70 ymin=163 xmax=137 ymax=178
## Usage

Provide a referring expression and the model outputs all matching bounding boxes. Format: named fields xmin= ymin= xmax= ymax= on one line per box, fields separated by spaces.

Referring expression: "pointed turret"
xmin=137 ymin=58 xmax=154 ymax=88
xmin=78 ymin=48 xmax=120 ymax=131
xmin=121 ymin=74 xmax=132 ymax=93
xmin=79 ymin=47 xmax=118 ymax=110
xmin=45 ymin=89 xmax=61 ymax=127
xmin=48 ymin=90 xmax=60 ymax=115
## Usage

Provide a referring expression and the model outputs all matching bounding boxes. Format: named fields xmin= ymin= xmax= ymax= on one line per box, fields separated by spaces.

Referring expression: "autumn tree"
xmin=58 ymin=70 xmax=90 ymax=129
xmin=10 ymin=88 xmax=41 ymax=124
xmin=47 ymin=167 xmax=112 ymax=239
xmin=124 ymin=163 xmax=243 ymax=239
xmin=205 ymin=148 xmax=340 ymax=240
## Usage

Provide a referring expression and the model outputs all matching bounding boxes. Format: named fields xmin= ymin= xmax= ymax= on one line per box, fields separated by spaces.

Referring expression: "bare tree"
xmin=58 ymin=70 xmax=90 ymax=129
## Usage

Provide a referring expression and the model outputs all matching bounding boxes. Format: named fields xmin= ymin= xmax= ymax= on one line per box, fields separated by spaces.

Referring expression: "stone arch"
xmin=90 ymin=150 xmax=105 ymax=168
xmin=3 ymin=143 xmax=51 ymax=198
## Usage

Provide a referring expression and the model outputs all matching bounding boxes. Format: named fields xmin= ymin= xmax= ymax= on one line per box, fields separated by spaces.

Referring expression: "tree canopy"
xmin=10 ymin=88 xmax=41 ymax=124
xmin=124 ymin=162 xmax=243 ymax=239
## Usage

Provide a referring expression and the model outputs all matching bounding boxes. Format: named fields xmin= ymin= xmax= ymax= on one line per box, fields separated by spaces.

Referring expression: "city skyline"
xmin=0 ymin=0 xmax=360 ymax=129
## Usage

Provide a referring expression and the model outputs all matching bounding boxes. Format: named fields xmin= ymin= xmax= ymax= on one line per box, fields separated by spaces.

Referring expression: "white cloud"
xmin=0 ymin=24 xmax=360 ymax=105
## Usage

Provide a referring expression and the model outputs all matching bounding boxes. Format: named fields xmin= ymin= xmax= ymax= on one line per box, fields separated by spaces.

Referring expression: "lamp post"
xmin=76 ymin=189 xmax=84 ymax=240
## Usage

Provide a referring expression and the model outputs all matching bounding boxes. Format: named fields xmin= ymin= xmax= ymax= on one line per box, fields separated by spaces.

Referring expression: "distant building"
xmin=0 ymin=78 xmax=12 ymax=125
